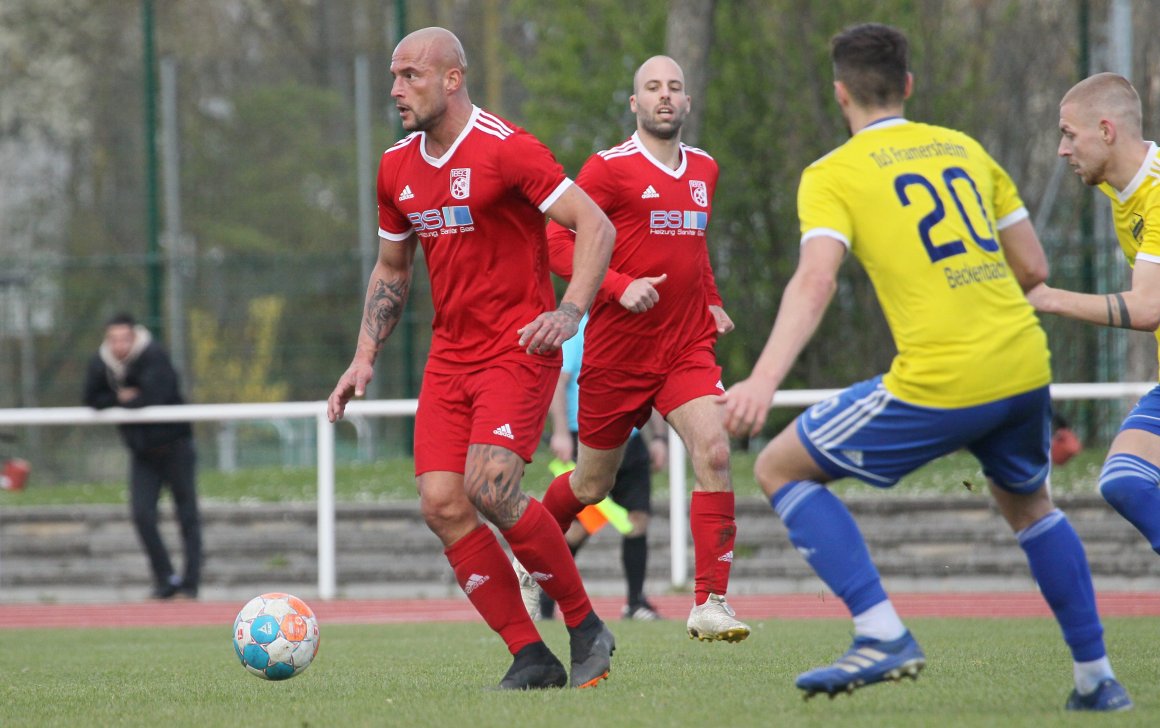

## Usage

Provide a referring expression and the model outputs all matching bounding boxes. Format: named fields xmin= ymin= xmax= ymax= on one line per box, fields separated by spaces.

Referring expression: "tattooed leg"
xmin=464 ymin=443 xmax=529 ymax=529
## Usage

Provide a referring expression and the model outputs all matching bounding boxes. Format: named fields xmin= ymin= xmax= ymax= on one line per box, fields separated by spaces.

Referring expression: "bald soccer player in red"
xmin=328 ymin=27 xmax=616 ymax=690
xmin=527 ymin=55 xmax=750 ymax=643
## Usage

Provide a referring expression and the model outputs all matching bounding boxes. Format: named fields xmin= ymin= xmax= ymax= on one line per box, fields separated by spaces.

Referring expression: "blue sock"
xmin=1099 ymin=453 xmax=1160 ymax=553
xmin=771 ymin=481 xmax=887 ymax=616
xmin=1017 ymin=510 xmax=1105 ymax=662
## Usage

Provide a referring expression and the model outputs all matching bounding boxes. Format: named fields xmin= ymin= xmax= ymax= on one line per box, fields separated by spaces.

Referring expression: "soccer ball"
xmin=233 ymin=592 xmax=320 ymax=680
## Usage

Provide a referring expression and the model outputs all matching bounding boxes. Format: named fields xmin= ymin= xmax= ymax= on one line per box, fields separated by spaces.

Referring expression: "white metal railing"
xmin=0 ymin=399 xmax=417 ymax=600
xmin=0 ymin=381 xmax=1152 ymax=598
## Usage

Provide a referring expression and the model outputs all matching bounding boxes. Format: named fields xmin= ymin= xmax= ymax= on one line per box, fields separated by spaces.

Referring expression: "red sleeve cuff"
xmin=600 ymin=271 xmax=634 ymax=304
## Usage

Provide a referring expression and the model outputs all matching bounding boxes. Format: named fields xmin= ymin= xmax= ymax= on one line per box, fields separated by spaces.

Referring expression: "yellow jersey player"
xmin=1030 ymin=73 xmax=1160 ymax=583
xmin=722 ymin=23 xmax=1131 ymax=711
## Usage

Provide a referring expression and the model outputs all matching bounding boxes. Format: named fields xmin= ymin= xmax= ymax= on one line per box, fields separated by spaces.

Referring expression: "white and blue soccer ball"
xmin=233 ymin=592 xmax=320 ymax=680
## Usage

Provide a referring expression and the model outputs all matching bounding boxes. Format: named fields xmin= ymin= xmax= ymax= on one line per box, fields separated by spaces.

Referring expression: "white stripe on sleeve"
xmin=538 ymin=178 xmax=574 ymax=213
xmin=801 ymin=227 xmax=851 ymax=249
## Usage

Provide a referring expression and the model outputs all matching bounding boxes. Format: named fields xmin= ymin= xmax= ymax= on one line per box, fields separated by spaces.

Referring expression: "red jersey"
xmin=547 ymin=133 xmax=722 ymax=373
xmin=378 ymin=106 xmax=571 ymax=372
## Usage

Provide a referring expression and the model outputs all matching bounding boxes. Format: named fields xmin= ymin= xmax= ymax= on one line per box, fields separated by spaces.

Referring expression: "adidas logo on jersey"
xmin=641 ymin=185 xmax=660 ymax=199
xmin=840 ymin=449 xmax=864 ymax=466
xmin=398 ymin=185 xmax=414 ymax=201
xmin=493 ymin=423 xmax=514 ymax=439
xmin=718 ymin=550 xmax=734 ymax=563
xmin=463 ymin=573 xmax=489 ymax=594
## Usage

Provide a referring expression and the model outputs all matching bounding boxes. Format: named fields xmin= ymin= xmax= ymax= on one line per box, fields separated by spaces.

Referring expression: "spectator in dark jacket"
xmin=83 ymin=313 xmax=201 ymax=600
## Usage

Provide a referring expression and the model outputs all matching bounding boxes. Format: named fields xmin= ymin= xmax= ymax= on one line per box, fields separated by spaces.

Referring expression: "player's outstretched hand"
xmin=327 ymin=360 xmax=374 ymax=422
xmin=708 ymin=305 xmax=734 ymax=334
xmin=618 ymin=274 xmax=667 ymax=313
xmin=719 ymin=376 xmax=778 ymax=438
xmin=518 ymin=302 xmax=582 ymax=355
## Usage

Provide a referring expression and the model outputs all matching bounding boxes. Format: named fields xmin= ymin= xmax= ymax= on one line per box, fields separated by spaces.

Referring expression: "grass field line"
xmin=3 ymin=591 xmax=1157 ymax=630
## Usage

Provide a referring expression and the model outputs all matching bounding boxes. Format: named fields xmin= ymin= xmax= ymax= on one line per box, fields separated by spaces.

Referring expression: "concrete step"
xmin=3 ymin=494 xmax=1158 ymax=603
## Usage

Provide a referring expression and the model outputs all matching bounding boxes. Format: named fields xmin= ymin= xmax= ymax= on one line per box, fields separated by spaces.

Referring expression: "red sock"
xmin=542 ymin=471 xmax=584 ymax=533
xmin=690 ymin=490 xmax=736 ymax=606
xmin=503 ymin=498 xmax=594 ymax=627
xmin=445 ymin=524 xmax=540 ymax=654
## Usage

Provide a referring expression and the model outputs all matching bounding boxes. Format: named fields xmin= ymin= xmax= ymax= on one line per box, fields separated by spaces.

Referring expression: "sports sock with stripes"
xmin=1099 ymin=453 xmax=1160 ymax=553
xmin=771 ymin=480 xmax=889 ymax=616
xmin=502 ymin=498 xmax=594 ymax=628
xmin=1017 ymin=509 xmax=1106 ymax=662
xmin=444 ymin=523 xmax=540 ymax=654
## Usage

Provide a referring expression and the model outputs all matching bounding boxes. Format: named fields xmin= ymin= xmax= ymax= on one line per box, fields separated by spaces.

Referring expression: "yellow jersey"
xmin=1098 ymin=141 xmax=1160 ymax=379
xmin=798 ymin=118 xmax=1051 ymax=407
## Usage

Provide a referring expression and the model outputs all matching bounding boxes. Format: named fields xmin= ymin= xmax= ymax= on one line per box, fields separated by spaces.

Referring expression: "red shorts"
xmin=413 ymin=358 xmax=557 ymax=476
xmin=577 ymin=344 xmax=724 ymax=449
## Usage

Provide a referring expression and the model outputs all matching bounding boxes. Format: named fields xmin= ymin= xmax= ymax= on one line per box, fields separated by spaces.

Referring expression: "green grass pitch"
xmin=2 ymin=616 xmax=1154 ymax=727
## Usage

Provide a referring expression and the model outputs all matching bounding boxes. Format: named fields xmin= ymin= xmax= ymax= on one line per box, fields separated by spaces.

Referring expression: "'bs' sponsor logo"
xmin=649 ymin=210 xmax=708 ymax=230
xmin=450 ymin=168 xmax=471 ymax=199
xmin=689 ymin=179 xmax=708 ymax=207
xmin=408 ymin=206 xmax=475 ymax=231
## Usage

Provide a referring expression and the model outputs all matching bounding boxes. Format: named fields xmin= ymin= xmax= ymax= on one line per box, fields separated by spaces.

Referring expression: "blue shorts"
xmin=796 ymin=376 xmax=1051 ymax=494
xmin=1119 ymin=384 xmax=1160 ymax=436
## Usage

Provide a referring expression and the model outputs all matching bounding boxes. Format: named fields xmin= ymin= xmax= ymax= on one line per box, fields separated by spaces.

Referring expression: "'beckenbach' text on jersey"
xmin=377 ymin=106 xmax=571 ymax=372
xmin=546 ymin=132 xmax=722 ymax=373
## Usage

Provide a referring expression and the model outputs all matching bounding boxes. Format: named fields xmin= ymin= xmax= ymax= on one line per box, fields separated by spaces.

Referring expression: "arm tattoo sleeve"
xmin=363 ymin=278 xmax=409 ymax=347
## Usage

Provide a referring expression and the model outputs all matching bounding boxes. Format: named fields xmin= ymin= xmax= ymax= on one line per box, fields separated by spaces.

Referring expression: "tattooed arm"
xmin=327 ymin=235 xmax=417 ymax=422
xmin=1026 ymin=258 xmax=1160 ymax=332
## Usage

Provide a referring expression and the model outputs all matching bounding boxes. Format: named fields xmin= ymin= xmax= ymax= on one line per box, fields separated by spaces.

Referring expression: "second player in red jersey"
xmin=528 ymin=55 xmax=750 ymax=644
xmin=547 ymin=133 xmax=724 ymax=373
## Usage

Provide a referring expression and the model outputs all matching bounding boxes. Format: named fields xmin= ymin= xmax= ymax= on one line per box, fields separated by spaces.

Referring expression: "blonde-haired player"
xmin=1030 ymin=72 xmax=1160 ymax=595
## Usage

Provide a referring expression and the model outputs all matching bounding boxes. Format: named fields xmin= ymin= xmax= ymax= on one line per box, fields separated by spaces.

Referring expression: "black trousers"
xmin=128 ymin=438 xmax=201 ymax=591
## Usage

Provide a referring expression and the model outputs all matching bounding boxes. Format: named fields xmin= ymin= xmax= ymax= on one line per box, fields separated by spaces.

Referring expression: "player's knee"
xmin=570 ymin=468 xmax=614 ymax=504
xmin=130 ymin=499 xmax=157 ymax=525
xmin=1098 ymin=471 xmax=1127 ymax=509
xmin=465 ymin=486 xmax=523 ymax=525
xmin=689 ymin=438 xmax=731 ymax=491
xmin=753 ymin=447 xmax=787 ymax=496
xmin=1099 ymin=453 xmax=1160 ymax=510
xmin=701 ymin=438 xmax=731 ymax=476
xmin=420 ymin=489 xmax=477 ymax=533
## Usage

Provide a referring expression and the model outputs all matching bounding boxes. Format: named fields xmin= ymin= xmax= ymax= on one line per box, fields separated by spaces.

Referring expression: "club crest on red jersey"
xmin=451 ymin=168 xmax=471 ymax=199
xmin=689 ymin=180 xmax=708 ymax=207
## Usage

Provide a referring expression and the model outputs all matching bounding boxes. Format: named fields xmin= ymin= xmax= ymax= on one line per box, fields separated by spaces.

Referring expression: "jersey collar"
xmin=855 ymin=116 xmax=908 ymax=135
xmin=631 ymin=131 xmax=687 ymax=179
xmin=418 ymin=106 xmax=482 ymax=168
xmin=1112 ymin=141 xmax=1159 ymax=203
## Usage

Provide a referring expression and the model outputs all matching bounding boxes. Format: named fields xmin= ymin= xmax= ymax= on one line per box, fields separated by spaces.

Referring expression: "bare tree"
xmin=664 ymin=0 xmax=716 ymax=146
